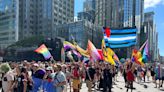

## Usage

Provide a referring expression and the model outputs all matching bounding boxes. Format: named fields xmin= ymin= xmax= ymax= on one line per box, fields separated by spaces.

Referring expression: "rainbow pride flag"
xmin=35 ymin=44 xmax=52 ymax=60
xmin=131 ymin=40 xmax=148 ymax=66
xmin=131 ymin=49 xmax=144 ymax=66
xmin=142 ymin=41 xmax=149 ymax=63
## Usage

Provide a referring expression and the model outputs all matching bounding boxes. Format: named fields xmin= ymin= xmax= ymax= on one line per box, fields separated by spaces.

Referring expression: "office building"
xmin=19 ymin=0 xmax=74 ymax=39
xmin=95 ymin=0 xmax=144 ymax=30
xmin=124 ymin=0 xmax=144 ymax=32
xmin=53 ymin=20 xmax=103 ymax=49
xmin=0 ymin=0 xmax=19 ymax=49
xmin=0 ymin=0 xmax=74 ymax=49
xmin=83 ymin=0 xmax=96 ymax=11
xmin=144 ymin=12 xmax=158 ymax=62
xmin=78 ymin=0 xmax=95 ymax=23
xmin=160 ymin=56 xmax=164 ymax=62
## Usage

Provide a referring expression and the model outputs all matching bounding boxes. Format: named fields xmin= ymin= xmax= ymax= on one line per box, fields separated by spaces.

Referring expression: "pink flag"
xmin=87 ymin=40 xmax=101 ymax=61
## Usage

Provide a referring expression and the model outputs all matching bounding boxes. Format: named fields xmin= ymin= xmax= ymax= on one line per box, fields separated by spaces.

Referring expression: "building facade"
xmin=160 ymin=56 xmax=164 ymax=62
xmin=19 ymin=0 xmax=74 ymax=39
xmin=95 ymin=0 xmax=144 ymax=29
xmin=0 ymin=0 xmax=19 ymax=49
xmin=53 ymin=20 xmax=103 ymax=49
xmin=0 ymin=0 xmax=74 ymax=49
xmin=83 ymin=0 xmax=96 ymax=11
xmin=144 ymin=12 xmax=158 ymax=62
xmin=78 ymin=0 xmax=95 ymax=23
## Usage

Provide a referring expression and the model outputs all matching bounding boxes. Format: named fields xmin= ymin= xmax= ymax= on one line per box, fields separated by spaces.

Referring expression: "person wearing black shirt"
xmin=143 ymin=68 xmax=147 ymax=82
xmin=150 ymin=67 xmax=155 ymax=81
xmin=123 ymin=66 xmax=127 ymax=87
xmin=13 ymin=67 xmax=28 ymax=92
xmin=103 ymin=64 xmax=112 ymax=92
xmin=85 ymin=64 xmax=96 ymax=92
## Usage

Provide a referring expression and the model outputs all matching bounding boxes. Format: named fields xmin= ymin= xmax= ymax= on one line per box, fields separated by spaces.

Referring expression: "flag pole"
xmin=139 ymin=39 xmax=148 ymax=51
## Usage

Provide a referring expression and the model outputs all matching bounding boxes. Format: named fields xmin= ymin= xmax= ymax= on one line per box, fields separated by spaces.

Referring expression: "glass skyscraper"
xmin=0 ymin=0 xmax=74 ymax=49
xmin=124 ymin=0 xmax=144 ymax=33
xmin=78 ymin=0 xmax=96 ymax=23
xmin=0 ymin=0 xmax=19 ymax=49
xmin=144 ymin=12 xmax=158 ymax=62
xmin=95 ymin=0 xmax=144 ymax=29
xmin=83 ymin=0 xmax=95 ymax=11
xmin=19 ymin=0 xmax=74 ymax=39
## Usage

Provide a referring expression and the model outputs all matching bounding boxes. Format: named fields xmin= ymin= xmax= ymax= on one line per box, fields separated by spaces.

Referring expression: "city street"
xmin=0 ymin=0 xmax=164 ymax=92
xmin=68 ymin=75 xmax=164 ymax=92
xmin=0 ymin=76 xmax=163 ymax=92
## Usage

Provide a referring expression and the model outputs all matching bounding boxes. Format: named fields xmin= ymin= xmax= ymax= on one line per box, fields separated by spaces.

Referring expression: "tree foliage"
xmin=8 ymin=35 xmax=44 ymax=48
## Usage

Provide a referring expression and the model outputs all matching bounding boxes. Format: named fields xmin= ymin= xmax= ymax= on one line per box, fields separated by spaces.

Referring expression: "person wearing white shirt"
xmin=160 ymin=64 xmax=164 ymax=87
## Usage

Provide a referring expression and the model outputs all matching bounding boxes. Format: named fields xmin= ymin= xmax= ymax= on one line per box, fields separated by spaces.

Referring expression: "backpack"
xmin=54 ymin=73 xmax=64 ymax=90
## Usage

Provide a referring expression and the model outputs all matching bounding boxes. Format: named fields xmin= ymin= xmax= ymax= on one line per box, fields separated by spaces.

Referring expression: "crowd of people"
xmin=0 ymin=59 xmax=163 ymax=92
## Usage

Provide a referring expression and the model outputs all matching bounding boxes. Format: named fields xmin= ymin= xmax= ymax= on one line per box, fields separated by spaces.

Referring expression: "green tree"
xmin=8 ymin=35 xmax=44 ymax=48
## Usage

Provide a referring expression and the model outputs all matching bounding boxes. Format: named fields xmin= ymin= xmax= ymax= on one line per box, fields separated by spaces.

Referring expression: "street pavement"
xmin=67 ymin=74 xmax=164 ymax=92
xmin=0 ymin=75 xmax=163 ymax=92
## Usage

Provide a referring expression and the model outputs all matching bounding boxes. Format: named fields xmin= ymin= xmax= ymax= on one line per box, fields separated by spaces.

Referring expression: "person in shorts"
xmin=2 ymin=67 xmax=17 ymax=92
xmin=85 ymin=63 xmax=96 ymax=92
xmin=154 ymin=64 xmax=160 ymax=88
xmin=160 ymin=64 xmax=164 ymax=87
xmin=72 ymin=63 xmax=81 ymax=92
xmin=53 ymin=64 xmax=67 ymax=92
xmin=150 ymin=67 xmax=155 ymax=81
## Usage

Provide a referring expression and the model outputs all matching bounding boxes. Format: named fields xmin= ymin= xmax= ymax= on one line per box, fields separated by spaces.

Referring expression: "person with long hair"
xmin=123 ymin=64 xmax=127 ymax=87
xmin=53 ymin=64 xmax=67 ymax=92
xmin=2 ymin=63 xmax=15 ymax=92
xmin=72 ymin=63 xmax=81 ymax=92
xmin=65 ymin=65 xmax=72 ymax=92
xmin=13 ymin=67 xmax=28 ymax=92
xmin=102 ymin=63 xmax=113 ymax=92
xmin=126 ymin=62 xmax=135 ymax=92
xmin=85 ymin=63 xmax=96 ymax=92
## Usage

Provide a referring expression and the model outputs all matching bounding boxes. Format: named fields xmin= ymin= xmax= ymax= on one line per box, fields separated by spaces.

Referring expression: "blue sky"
xmin=75 ymin=0 xmax=164 ymax=56
xmin=74 ymin=0 xmax=84 ymax=17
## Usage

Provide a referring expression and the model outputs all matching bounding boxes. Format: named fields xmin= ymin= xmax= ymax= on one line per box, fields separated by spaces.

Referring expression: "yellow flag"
xmin=64 ymin=41 xmax=90 ymax=57
xmin=75 ymin=45 xmax=90 ymax=57
xmin=102 ymin=39 xmax=115 ymax=65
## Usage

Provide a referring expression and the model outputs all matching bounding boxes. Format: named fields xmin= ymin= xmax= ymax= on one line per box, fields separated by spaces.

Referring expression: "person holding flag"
xmin=102 ymin=63 xmax=113 ymax=92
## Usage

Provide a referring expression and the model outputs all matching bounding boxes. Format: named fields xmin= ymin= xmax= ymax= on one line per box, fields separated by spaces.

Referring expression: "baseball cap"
xmin=46 ymin=66 xmax=53 ymax=71
xmin=33 ymin=63 xmax=39 ymax=67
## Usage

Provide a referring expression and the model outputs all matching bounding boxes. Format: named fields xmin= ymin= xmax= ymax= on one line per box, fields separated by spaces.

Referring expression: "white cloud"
xmin=144 ymin=0 xmax=162 ymax=9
